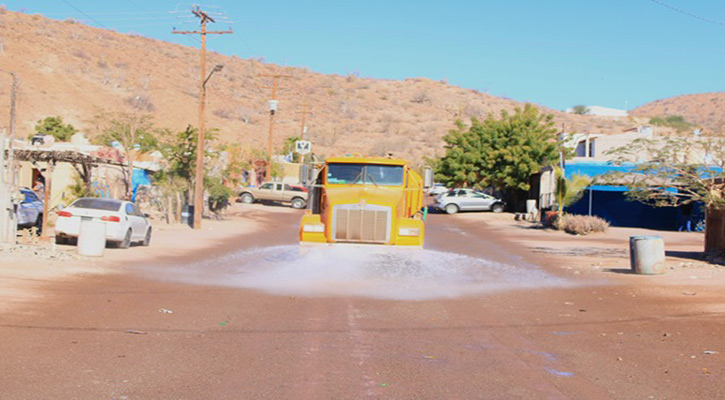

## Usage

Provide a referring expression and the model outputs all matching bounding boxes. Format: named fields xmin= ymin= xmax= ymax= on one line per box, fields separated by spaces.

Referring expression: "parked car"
xmin=237 ymin=182 xmax=308 ymax=209
xmin=432 ymin=188 xmax=505 ymax=214
xmin=427 ymin=183 xmax=449 ymax=196
xmin=55 ymin=197 xmax=152 ymax=248
xmin=17 ymin=187 xmax=43 ymax=231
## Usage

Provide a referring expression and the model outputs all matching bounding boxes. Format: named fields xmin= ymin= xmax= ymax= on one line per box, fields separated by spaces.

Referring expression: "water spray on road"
xmin=149 ymin=245 xmax=576 ymax=300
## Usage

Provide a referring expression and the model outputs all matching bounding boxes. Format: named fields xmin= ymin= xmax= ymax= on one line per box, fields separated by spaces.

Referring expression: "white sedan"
xmin=427 ymin=184 xmax=449 ymax=196
xmin=55 ymin=198 xmax=152 ymax=248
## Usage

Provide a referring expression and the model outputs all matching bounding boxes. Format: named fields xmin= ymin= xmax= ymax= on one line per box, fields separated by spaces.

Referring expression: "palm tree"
xmin=554 ymin=167 xmax=591 ymax=213
xmin=283 ymin=135 xmax=302 ymax=163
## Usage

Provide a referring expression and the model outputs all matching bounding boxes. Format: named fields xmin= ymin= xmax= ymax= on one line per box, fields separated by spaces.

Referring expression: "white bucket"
xmin=77 ymin=220 xmax=107 ymax=257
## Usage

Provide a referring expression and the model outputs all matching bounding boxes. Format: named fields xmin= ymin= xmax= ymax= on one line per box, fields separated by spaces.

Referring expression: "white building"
xmin=566 ymin=105 xmax=629 ymax=118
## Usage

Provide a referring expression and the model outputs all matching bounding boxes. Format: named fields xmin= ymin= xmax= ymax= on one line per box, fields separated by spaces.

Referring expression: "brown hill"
xmin=0 ymin=9 xmax=639 ymax=163
xmin=631 ymin=93 xmax=725 ymax=134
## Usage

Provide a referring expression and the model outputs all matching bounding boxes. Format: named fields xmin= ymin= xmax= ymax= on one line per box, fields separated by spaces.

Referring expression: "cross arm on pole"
xmin=172 ymin=30 xmax=233 ymax=35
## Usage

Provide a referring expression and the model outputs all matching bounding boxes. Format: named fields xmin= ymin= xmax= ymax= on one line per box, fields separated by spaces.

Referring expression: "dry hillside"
xmin=631 ymin=93 xmax=725 ymax=134
xmin=0 ymin=9 xmax=642 ymax=163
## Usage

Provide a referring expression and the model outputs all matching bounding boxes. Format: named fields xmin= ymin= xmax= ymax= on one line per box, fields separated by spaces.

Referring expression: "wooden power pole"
xmin=259 ymin=74 xmax=291 ymax=180
xmin=173 ymin=7 xmax=232 ymax=230
xmin=296 ymin=102 xmax=310 ymax=141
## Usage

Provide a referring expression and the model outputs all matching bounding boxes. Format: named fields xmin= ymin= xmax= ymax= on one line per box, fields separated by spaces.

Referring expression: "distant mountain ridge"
xmin=0 ymin=9 xmax=686 ymax=162
xmin=631 ymin=93 xmax=725 ymax=133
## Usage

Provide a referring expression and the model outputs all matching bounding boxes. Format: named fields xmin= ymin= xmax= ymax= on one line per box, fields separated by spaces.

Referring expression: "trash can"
xmin=526 ymin=199 xmax=537 ymax=214
xmin=181 ymin=205 xmax=193 ymax=226
xmin=629 ymin=236 xmax=665 ymax=275
xmin=77 ymin=220 xmax=106 ymax=257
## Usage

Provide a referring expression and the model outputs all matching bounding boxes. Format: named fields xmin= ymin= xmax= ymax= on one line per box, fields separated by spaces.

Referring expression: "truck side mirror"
xmin=423 ymin=166 xmax=434 ymax=188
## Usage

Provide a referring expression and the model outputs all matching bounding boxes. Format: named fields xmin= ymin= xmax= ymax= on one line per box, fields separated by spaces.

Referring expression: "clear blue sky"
xmin=4 ymin=0 xmax=724 ymax=110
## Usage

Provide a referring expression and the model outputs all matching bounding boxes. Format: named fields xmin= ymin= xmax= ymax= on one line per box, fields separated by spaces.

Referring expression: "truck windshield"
xmin=327 ymin=163 xmax=404 ymax=186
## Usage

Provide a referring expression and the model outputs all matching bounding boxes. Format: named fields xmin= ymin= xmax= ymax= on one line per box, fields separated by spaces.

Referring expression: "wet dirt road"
xmin=0 ymin=210 xmax=723 ymax=399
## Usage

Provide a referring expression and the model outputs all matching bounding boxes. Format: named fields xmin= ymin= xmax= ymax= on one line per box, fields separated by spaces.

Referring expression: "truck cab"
xmin=299 ymin=156 xmax=426 ymax=246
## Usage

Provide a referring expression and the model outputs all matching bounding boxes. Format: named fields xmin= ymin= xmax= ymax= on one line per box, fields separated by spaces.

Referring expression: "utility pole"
xmin=173 ymin=7 xmax=232 ymax=230
xmin=5 ymin=73 xmax=18 ymax=243
xmin=296 ymin=102 xmax=310 ymax=141
xmin=259 ymin=74 xmax=291 ymax=180
xmin=1 ymin=131 xmax=8 ymax=244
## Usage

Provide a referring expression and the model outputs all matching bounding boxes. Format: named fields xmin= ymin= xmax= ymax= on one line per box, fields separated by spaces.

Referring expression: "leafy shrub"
xmin=206 ymin=177 xmax=234 ymax=213
xmin=558 ymin=214 xmax=609 ymax=235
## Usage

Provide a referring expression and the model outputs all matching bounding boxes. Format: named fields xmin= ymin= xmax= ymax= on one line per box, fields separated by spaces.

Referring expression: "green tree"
xmin=156 ymin=125 xmax=225 ymax=214
xmin=218 ymin=143 xmax=251 ymax=188
xmin=92 ymin=112 xmax=158 ymax=198
xmin=603 ymin=136 xmax=725 ymax=209
xmin=33 ymin=116 xmax=78 ymax=142
xmin=436 ymin=104 xmax=562 ymax=203
xmin=64 ymin=174 xmax=98 ymax=204
xmin=571 ymin=105 xmax=589 ymax=115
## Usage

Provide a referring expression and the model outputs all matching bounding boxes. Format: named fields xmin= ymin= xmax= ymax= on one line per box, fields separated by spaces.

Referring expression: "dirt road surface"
xmin=0 ymin=205 xmax=723 ymax=399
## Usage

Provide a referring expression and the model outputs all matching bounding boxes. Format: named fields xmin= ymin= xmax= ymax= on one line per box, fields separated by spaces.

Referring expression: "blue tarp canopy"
xmin=564 ymin=161 xmax=633 ymax=192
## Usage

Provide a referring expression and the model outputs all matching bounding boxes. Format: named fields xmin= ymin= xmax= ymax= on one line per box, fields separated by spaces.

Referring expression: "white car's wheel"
xmin=119 ymin=229 xmax=132 ymax=249
xmin=445 ymin=204 xmax=459 ymax=214
xmin=142 ymin=228 xmax=152 ymax=246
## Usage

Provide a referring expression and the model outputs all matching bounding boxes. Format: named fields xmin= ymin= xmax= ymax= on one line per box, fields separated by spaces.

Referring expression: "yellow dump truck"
xmin=299 ymin=156 xmax=427 ymax=246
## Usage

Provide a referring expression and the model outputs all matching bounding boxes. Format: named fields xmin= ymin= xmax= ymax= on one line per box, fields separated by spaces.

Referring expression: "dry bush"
xmin=125 ymin=94 xmax=155 ymax=112
xmin=213 ymin=108 xmax=233 ymax=119
xmin=411 ymin=91 xmax=430 ymax=104
xmin=72 ymin=49 xmax=90 ymax=60
xmin=558 ymin=214 xmax=609 ymax=235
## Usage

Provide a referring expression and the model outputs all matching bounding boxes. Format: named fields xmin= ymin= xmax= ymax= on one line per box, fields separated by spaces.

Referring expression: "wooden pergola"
xmin=9 ymin=148 xmax=124 ymax=240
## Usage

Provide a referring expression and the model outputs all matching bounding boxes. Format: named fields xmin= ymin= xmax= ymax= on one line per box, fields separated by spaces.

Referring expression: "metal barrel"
xmin=629 ymin=236 xmax=665 ymax=275
xmin=77 ymin=220 xmax=106 ymax=257
xmin=181 ymin=205 xmax=194 ymax=226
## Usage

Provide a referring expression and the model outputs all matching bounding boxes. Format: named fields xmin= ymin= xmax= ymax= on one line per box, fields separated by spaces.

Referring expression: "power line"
xmin=648 ymin=0 xmax=725 ymax=27
xmin=60 ymin=0 xmax=108 ymax=28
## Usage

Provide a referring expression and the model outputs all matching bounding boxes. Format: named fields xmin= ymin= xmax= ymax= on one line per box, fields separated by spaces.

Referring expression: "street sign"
xmin=295 ymin=140 xmax=311 ymax=155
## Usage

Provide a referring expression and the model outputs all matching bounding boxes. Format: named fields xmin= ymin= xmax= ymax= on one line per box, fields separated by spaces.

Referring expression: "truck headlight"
xmin=398 ymin=227 xmax=420 ymax=237
xmin=303 ymin=224 xmax=325 ymax=233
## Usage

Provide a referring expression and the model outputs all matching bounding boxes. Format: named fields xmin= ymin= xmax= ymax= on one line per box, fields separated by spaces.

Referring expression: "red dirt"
xmin=0 ymin=205 xmax=722 ymax=399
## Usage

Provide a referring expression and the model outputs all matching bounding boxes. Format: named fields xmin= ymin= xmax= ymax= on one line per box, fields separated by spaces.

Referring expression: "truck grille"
xmin=333 ymin=204 xmax=391 ymax=243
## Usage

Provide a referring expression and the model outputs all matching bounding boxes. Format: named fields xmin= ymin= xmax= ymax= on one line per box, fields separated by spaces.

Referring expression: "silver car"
xmin=433 ymin=188 xmax=505 ymax=214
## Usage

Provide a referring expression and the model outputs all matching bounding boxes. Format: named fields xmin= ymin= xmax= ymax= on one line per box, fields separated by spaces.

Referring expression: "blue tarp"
xmin=132 ymin=168 xmax=151 ymax=201
xmin=561 ymin=161 xmax=704 ymax=231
